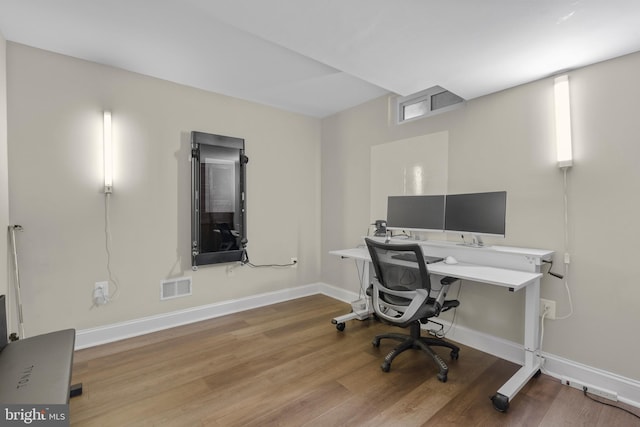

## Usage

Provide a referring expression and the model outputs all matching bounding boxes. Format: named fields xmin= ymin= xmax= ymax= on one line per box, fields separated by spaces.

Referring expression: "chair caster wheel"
xmin=336 ymin=322 xmax=345 ymax=331
xmin=450 ymin=350 xmax=459 ymax=360
xmin=372 ymin=339 xmax=380 ymax=347
xmin=491 ymin=393 xmax=509 ymax=412
xmin=381 ymin=362 xmax=390 ymax=372
xmin=437 ymin=373 xmax=447 ymax=382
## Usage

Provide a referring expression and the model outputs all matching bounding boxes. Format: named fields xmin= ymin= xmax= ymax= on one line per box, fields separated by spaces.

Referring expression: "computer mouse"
xmin=444 ymin=256 xmax=458 ymax=265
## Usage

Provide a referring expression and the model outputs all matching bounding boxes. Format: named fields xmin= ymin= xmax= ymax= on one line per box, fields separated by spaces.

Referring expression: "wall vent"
xmin=161 ymin=277 xmax=192 ymax=300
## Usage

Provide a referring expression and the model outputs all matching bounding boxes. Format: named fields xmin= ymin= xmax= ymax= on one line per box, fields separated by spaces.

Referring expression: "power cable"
xmin=556 ymin=167 xmax=574 ymax=320
xmin=583 ymin=387 xmax=640 ymax=420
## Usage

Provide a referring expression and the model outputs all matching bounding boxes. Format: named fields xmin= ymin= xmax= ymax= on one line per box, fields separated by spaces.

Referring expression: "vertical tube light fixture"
xmin=103 ymin=110 xmax=113 ymax=193
xmin=554 ymin=75 xmax=573 ymax=168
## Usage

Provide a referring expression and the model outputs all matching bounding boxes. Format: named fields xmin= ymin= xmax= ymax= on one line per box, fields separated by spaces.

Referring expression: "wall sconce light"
xmin=103 ymin=110 xmax=113 ymax=193
xmin=554 ymin=75 xmax=573 ymax=168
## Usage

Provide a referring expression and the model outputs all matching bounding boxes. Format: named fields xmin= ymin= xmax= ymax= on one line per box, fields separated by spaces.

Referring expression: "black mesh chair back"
xmin=366 ymin=238 xmax=445 ymax=327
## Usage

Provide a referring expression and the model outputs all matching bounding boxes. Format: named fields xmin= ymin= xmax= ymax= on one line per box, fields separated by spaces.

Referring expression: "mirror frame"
xmin=191 ymin=131 xmax=247 ymax=268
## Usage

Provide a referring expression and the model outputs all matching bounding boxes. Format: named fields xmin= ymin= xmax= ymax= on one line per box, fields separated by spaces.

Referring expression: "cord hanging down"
xmin=8 ymin=225 xmax=26 ymax=339
xmin=101 ymin=193 xmax=120 ymax=304
xmin=555 ymin=167 xmax=574 ymax=320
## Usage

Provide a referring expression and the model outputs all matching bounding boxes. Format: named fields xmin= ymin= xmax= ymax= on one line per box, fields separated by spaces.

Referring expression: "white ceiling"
xmin=1 ymin=0 xmax=639 ymax=118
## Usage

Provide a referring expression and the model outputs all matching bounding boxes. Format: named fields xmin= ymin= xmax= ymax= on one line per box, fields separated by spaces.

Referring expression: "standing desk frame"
xmin=330 ymin=238 xmax=553 ymax=412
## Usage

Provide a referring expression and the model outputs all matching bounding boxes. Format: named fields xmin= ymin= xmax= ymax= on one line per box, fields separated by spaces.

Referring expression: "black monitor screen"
xmin=445 ymin=191 xmax=507 ymax=236
xmin=386 ymin=195 xmax=445 ymax=231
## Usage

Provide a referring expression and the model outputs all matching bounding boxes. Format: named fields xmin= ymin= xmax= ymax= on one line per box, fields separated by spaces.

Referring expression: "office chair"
xmin=364 ymin=238 xmax=460 ymax=382
xmin=217 ymin=223 xmax=239 ymax=251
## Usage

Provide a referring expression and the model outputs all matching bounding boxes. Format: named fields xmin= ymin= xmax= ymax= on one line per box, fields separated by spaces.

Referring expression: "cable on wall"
xmin=540 ymin=169 xmax=574 ymax=358
xmin=8 ymin=225 xmax=26 ymax=339
xmin=242 ymin=250 xmax=297 ymax=268
xmin=103 ymin=193 xmax=120 ymax=302
xmin=555 ymin=167 xmax=574 ymax=320
xmin=538 ymin=305 xmax=551 ymax=369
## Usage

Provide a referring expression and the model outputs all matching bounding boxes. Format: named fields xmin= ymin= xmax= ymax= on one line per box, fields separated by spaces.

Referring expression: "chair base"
xmin=372 ymin=321 xmax=459 ymax=382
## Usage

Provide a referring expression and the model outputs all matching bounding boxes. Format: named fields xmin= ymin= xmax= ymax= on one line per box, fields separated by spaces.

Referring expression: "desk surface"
xmin=330 ymin=247 xmax=542 ymax=290
xmin=368 ymin=236 xmax=554 ymax=258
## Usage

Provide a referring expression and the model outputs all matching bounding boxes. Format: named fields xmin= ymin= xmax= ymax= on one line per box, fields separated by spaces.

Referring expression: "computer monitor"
xmin=386 ymin=195 xmax=445 ymax=232
xmin=444 ymin=191 xmax=507 ymax=237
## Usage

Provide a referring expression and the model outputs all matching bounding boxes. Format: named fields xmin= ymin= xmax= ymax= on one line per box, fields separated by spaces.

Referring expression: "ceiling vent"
xmin=161 ymin=277 xmax=192 ymax=300
xmin=396 ymin=86 xmax=465 ymax=123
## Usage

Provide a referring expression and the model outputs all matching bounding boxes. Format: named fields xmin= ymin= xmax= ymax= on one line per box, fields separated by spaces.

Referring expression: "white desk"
xmin=330 ymin=238 xmax=553 ymax=412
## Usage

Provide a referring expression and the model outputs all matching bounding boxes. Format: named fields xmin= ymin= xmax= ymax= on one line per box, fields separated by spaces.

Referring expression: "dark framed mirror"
xmin=191 ymin=131 xmax=247 ymax=268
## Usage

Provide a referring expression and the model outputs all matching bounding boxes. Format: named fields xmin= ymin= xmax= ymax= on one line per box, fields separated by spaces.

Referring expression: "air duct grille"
xmin=397 ymin=85 xmax=465 ymax=123
xmin=161 ymin=277 xmax=192 ymax=300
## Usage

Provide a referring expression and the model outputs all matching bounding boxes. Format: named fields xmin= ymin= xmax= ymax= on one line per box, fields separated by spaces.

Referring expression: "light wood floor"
xmin=70 ymin=295 xmax=639 ymax=426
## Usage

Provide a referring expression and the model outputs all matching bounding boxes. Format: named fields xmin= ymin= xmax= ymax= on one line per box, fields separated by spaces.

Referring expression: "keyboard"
xmin=391 ymin=253 xmax=444 ymax=264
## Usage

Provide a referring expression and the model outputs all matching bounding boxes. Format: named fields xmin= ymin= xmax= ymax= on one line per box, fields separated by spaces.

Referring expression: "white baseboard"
xmin=76 ymin=282 xmax=640 ymax=408
xmin=542 ymin=352 xmax=640 ymax=408
xmin=75 ymin=283 xmax=324 ymax=349
xmin=432 ymin=317 xmax=640 ymax=408
xmin=317 ymin=281 xmax=364 ymax=303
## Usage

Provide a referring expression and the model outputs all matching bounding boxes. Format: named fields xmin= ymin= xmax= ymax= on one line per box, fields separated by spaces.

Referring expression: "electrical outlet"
xmin=291 ymin=257 xmax=298 ymax=268
xmin=94 ymin=281 xmax=109 ymax=305
xmin=540 ymin=298 xmax=556 ymax=319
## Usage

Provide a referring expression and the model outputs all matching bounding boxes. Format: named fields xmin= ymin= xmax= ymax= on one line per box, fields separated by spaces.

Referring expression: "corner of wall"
xmin=0 ymin=32 xmax=9 ymax=300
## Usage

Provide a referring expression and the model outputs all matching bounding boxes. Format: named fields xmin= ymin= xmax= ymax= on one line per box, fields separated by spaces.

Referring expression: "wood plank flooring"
xmin=70 ymin=294 xmax=640 ymax=426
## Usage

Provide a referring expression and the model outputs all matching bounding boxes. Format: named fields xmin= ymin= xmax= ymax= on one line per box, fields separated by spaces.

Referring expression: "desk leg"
xmin=491 ymin=279 xmax=542 ymax=412
xmin=331 ymin=260 xmax=373 ymax=331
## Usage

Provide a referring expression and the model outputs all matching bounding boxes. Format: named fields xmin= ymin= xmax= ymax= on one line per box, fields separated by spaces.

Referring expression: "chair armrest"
xmin=432 ymin=276 xmax=460 ymax=314
xmin=372 ymin=284 xmax=430 ymax=324
xmin=441 ymin=300 xmax=460 ymax=312
xmin=440 ymin=276 xmax=459 ymax=286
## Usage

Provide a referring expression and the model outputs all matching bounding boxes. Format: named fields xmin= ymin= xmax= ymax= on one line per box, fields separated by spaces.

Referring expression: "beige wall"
xmin=321 ymin=52 xmax=640 ymax=381
xmin=6 ymin=43 xmax=321 ymax=336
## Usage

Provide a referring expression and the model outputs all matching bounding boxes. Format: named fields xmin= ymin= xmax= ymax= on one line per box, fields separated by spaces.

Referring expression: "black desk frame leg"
xmin=70 ymin=383 xmax=83 ymax=398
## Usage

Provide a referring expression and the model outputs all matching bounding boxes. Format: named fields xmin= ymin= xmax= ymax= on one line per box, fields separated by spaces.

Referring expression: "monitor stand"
xmin=458 ymin=234 xmax=485 ymax=248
